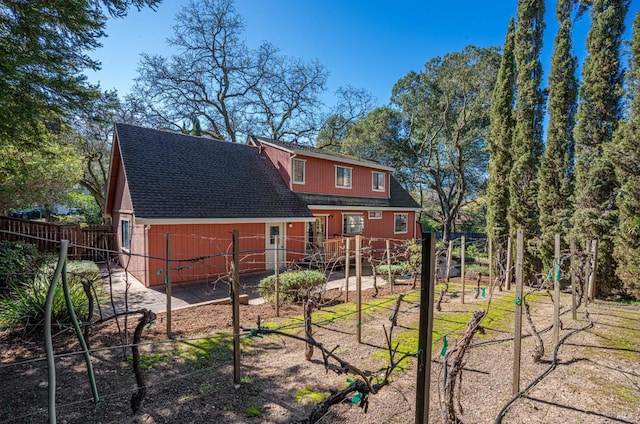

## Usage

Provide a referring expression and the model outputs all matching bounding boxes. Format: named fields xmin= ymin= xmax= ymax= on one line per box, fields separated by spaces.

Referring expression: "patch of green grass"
xmin=128 ymin=352 xmax=167 ymax=370
xmin=295 ymin=386 xmax=329 ymax=405
xmin=244 ymin=405 xmax=261 ymax=417
xmin=587 ymin=376 xmax=640 ymax=407
xmin=178 ymin=333 xmax=245 ymax=366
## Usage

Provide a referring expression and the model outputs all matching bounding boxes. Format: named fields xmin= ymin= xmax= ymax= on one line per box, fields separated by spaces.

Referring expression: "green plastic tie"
xmin=440 ymin=335 xmax=448 ymax=356
xmin=481 ymin=287 xmax=486 ymax=299
xmin=147 ymin=320 xmax=154 ymax=329
xmin=514 ymin=298 xmax=522 ymax=305
xmin=156 ymin=269 xmax=163 ymax=275
xmin=351 ymin=392 xmax=363 ymax=404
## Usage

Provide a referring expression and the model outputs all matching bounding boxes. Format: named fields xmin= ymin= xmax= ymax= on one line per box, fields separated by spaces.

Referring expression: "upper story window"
xmin=121 ymin=219 xmax=130 ymax=251
xmin=368 ymin=210 xmax=382 ymax=219
xmin=336 ymin=166 xmax=352 ymax=189
xmin=343 ymin=213 xmax=364 ymax=234
xmin=394 ymin=213 xmax=408 ymax=234
xmin=372 ymin=171 xmax=385 ymax=191
xmin=292 ymin=158 xmax=305 ymax=184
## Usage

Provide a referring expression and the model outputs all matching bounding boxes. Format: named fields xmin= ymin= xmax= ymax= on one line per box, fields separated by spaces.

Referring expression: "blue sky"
xmin=87 ymin=0 xmax=638 ymax=109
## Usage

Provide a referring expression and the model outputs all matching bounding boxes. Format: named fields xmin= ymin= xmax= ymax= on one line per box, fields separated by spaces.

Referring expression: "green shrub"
xmin=0 ymin=260 xmax=101 ymax=332
xmin=0 ymin=241 xmax=44 ymax=291
xmin=376 ymin=264 xmax=407 ymax=276
xmin=258 ymin=270 xmax=327 ymax=305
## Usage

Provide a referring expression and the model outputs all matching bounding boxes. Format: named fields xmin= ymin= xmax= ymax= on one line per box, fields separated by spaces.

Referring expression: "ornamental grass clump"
xmin=0 ymin=260 xmax=101 ymax=333
xmin=258 ymin=270 xmax=327 ymax=305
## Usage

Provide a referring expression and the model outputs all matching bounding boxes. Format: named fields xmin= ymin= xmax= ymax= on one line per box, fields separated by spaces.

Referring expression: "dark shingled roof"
xmin=296 ymin=176 xmax=421 ymax=209
xmin=115 ymin=123 xmax=313 ymax=220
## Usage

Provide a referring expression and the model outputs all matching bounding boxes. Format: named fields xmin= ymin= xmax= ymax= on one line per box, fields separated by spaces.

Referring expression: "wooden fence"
xmin=0 ymin=216 xmax=113 ymax=262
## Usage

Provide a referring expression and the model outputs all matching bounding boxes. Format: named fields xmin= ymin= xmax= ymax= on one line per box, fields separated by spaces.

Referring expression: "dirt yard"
xmin=1 ymin=277 xmax=639 ymax=423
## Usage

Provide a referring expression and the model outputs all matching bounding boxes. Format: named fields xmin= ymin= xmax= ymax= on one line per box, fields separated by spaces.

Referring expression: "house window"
xmin=343 ymin=213 xmax=364 ymax=234
xmin=121 ymin=219 xmax=130 ymax=251
xmin=394 ymin=213 xmax=408 ymax=234
xmin=372 ymin=172 xmax=385 ymax=191
xmin=292 ymin=158 xmax=305 ymax=184
xmin=368 ymin=211 xmax=382 ymax=220
xmin=336 ymin=166 xmax=352 ymax=188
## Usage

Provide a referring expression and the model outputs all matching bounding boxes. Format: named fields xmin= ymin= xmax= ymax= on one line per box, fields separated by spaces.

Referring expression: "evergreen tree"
xmin=508 ymin=0 xmax=546 ymax=273
xmin=572 ymin=0 xmax=629 ymax=296
xmin=611 ymin=10 xmax=640 ymax=298
xmin=537 ymin=0 xmax=578 ymax=269
xmin=486 ymin=18 xmax=517 ymax=244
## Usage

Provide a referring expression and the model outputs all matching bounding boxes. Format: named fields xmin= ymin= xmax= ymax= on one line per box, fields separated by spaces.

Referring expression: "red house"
xmin=105 ymin=124 xmax=421 ymax=286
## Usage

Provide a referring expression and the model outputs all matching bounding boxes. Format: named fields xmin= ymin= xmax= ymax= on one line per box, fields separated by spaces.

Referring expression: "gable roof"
xmin=248 ymin=135 xmax=395 ymax=172
xmin=112 ymin=124 xmax=313 ymax=221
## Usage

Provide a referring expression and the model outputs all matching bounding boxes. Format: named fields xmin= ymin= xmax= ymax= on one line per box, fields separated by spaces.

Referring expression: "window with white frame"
xmin=343 ymin=213 xmax=364 ymax=234
xmin=336 ymin=166 xmax=352 ymax=188
xmin=372 ymin=171 xmax=385 ymax=191
xmin=292 ymin=158 xmax=305 ymax=184
xmin=368 ymin=210 xmax=382 ymax=219
xmin=121 ymin=219 xmax=130 ymax=251
xmin=394 ymin=213 xmax=408 ymax=234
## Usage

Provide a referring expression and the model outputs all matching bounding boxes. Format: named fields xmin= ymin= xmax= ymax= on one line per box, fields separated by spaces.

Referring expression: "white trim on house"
xmin=136 ymin=217 xmax=315 ymax=225
xmin=372 ymin=171 xmax=386 ymax=192
xmin=335 ymin=165 xmax=352 ymax=189
xmin=368 ymin=210 xmax=383 ymax=219
xmin=291 ymin=157 xmax=306 ymax=185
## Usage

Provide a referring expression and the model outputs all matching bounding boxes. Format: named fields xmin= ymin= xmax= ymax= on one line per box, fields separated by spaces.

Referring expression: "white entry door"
xmin=265 ymin=223 xmax=285 ymax=270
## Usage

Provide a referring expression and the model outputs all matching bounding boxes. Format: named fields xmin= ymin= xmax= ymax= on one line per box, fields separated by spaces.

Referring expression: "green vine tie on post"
xmin=440 ymin=335 xmax=449 ymax=356
xmin=45 ymin=240 xmax=69 ymax=424
xmin=61 ymin=249 xmax=99 ymax=403
xmin=481 ymin=287 xmax=486 ymax=299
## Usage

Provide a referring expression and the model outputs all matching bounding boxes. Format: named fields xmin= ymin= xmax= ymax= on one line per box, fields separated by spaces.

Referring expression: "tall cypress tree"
xmin=486 ymin=18 xmax=517 ymax=244
xmin=537 ymin=0 xmax=578 ymax=269
xmin=572 ymin=0 xmax=629 ymax=296
xmin=612 ymin=11 xmax=640 ymax=298
xmin=508 ymin=0 xmax=546 ymax=273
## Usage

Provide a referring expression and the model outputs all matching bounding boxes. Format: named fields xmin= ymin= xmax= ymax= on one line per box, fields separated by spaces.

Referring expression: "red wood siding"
xmin=310 ymin=208 xmax=416 ymax=242
xmin=294 ymin=156 xmax=389 ymax=198
xmin=261 ymin=144 xmax=291 ymax=186
xmin=143 ymin=222 xmax=307 ymax=286
xmin=258 ymin=144 xmax=389 ymax=198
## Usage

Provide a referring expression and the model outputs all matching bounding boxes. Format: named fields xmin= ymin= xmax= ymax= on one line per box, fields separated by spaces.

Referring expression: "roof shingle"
xmin=115 ymin=124 xmax=313 ymax=220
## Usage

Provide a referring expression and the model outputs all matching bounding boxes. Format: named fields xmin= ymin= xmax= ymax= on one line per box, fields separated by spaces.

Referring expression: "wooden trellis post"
xmin=553 ymin=234 xmax=560 ymax=345
xmin=165 ymin=233 xmax=172 ymax=338
xmin=512 ymin=229 xmax=524 ymax=395
xmin=488 ymin=237 xmax=493 ymax=290
xmin=570 ymin=237 xmax=577 ymax=320
xmin=445 ymin=239 xmax=453 ymax=285
xmin=460 ymin=236 xmax=466 ymax=304
xmin=275 ymin=235 xmax=280 ymax=317
xmin=345 ymin=237 xmax=350 ymax=302
xmin=505 ymin=236 xmax=513 ymax=291
xmin=232 ymin=230 xmax=241 ymax=384
xmin=589 ymin=239 xmax=599 ymax=300
xmin=386 ymin=239 xmax=394 ymax=293
xmin=355 ymin=235 xmax=362 ymax=344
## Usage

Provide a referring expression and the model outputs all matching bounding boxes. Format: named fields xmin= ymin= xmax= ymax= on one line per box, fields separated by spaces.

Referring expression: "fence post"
xmin=512 ymin=229 xmax=524 ymax=395
xmin=345 ymin=237 xmax=350 ymax=302
xmin=445 ymin=239 xmax=453 ymax=285
xmin=570 ymin=237 xmax=577 ymax=320
xmin=589 ymin=239 xmax=598 ymax=300
xmin=488 ymin=237 xmax=493 ymax=290
xmin=460 ymin=236 xmax=466 ymax=304
xmin=386 ymin=239 xmax=394 ymax=293
xmin=553 ymin=234 xmax=561 ymax=345
xmin=415 ymin=232 xmax=435 ymax=424
xmin=275 ymin=235 xmax=280 ymax=318
xmin=232 ymin=230 xmax=241 ymax=384
xmin=356 ymin=234 xmax=362 ymax=344
xmin=505 ymin=236 xmax=513 ymax=291
xmin=165 ymin=233 xmax=172 ymax=338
